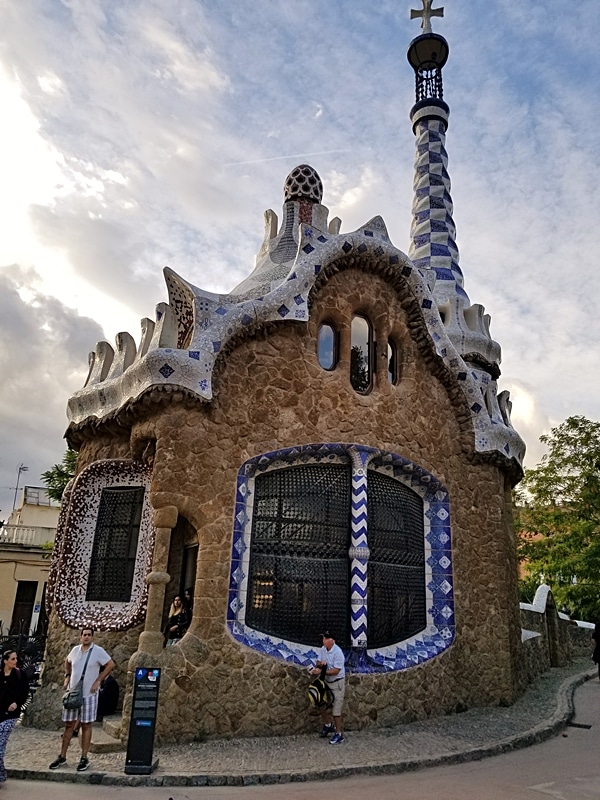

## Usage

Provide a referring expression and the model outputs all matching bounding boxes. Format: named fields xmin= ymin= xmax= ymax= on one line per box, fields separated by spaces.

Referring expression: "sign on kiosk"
xmin=124 ymin=667 xmax=161 ymax=775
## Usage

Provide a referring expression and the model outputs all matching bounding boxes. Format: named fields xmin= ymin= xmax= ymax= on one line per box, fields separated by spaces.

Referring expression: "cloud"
xmin=0 ymin=265 xmax=104 ymax=516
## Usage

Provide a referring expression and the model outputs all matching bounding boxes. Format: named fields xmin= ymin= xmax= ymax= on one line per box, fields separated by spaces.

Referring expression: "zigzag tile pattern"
xmin=408 ymin=119 xmax=467 ymax=300
xmin=349 ymin=448 xmax=370 ymax=648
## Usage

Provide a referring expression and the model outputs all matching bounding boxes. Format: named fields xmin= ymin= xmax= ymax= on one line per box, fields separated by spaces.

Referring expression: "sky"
xmin=1 ymin=0 xmax=599 ymax=519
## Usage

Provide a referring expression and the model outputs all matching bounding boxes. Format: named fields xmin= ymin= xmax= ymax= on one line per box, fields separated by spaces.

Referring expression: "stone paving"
xmin=5 ymin=661 xmax=596 ymax=787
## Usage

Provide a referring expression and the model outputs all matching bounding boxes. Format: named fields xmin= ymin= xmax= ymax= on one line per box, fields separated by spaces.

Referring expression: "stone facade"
xmin=29 ymin=261 xmax=525 ymax=741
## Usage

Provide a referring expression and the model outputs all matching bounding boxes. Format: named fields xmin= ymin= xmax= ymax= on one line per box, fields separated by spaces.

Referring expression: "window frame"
xmin=317 ymin=322 xmax=339 ymax=371
xmin=52 ymin=459 xmax=154 ymax=630
xmin=227 ymin=444 xmax=454 ymax=673
xmin=86 ymin=485 xmax=145 ymax=602
xmin=350 ymin=314 xmax=373 ymax=394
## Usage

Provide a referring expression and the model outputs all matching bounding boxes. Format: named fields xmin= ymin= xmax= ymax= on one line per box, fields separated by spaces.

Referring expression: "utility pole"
xmin=12 ymin=463 xmax=29 ymax=511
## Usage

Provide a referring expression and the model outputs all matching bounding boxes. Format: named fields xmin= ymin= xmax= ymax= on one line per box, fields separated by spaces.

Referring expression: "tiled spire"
xmin=406 ymin=7 xmax=502 ymax=375
xmin=409 ymin=110 xmax=467 ymax=304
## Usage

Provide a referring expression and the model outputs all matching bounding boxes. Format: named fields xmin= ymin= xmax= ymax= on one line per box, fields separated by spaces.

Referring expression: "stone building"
xmin=30 ymin=6 xmax=530 ymax=741
xmin=0 ymin=486 xmax=58 ymax=637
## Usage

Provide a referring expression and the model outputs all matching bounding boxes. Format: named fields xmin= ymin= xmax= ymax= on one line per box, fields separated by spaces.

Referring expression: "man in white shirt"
xmin=311 ymin=630 xmax=346 ymax=744
xmin=49 ymin=628 xmax=115 ymax=773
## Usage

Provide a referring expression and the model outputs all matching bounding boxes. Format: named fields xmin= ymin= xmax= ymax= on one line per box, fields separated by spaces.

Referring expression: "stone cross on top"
xmin=410 ymin=0 xmax=444 ymax=35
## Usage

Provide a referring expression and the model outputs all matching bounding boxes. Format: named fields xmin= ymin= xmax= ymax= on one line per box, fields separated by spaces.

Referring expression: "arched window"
xmin=244 ymin=461 xmax=426 ymax=650
xmin=228 ymin=444 xmax=453 ymax=673
xmin=350 ymin=315 xmax=372 ymax=393
xmin=317 ymin=323 xmax=338 ymax=370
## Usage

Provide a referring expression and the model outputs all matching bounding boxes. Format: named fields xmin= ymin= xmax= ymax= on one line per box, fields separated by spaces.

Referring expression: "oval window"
xmin=317 ymin=323 xmax=337 ymax=370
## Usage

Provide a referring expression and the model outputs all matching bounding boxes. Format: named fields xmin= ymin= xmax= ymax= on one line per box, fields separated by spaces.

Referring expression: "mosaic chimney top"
xmin=230 ymin=165 xmax=332 ymax=301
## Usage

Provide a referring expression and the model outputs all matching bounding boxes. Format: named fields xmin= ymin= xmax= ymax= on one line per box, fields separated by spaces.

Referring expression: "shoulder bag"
xmin=62 ymin=645 xmax=94 ymax=710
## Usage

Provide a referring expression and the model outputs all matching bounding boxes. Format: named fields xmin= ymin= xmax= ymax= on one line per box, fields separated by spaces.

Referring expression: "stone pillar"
xmin=138 ymin=504 xmax=178 ymax=655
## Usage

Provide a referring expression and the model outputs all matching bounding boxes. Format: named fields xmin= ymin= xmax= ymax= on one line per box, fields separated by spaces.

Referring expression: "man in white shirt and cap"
xmin=311 ymin=630 xmax=346 ymax=744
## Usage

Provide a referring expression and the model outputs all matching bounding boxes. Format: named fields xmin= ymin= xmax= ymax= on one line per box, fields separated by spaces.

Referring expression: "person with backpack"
xmin=310 ymin=631 xmax=346 ymax=744
xmin=0 ymin=650 xmax=27 ymax=786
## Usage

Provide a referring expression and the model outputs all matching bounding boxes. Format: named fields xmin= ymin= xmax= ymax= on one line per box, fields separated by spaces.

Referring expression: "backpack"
xmin=307 ymin=666 xmax=333 ymax=709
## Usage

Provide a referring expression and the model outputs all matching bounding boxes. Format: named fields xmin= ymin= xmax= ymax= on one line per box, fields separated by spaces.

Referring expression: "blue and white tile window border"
xmin=227 ymin=443 xmax=454 ymax=673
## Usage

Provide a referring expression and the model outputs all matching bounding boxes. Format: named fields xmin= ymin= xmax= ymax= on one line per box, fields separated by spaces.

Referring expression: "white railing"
xmin=0 ymin=525 xmax=56 ymax=547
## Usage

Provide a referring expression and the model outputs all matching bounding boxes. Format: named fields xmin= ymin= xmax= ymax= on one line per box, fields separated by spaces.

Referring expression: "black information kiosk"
xmin=124 ymin=667 xmax=161 ymax=775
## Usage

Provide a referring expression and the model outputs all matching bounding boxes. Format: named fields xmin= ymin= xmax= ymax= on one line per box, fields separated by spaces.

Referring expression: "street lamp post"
xmin=12 ymin=464 xmax=29 ymax=511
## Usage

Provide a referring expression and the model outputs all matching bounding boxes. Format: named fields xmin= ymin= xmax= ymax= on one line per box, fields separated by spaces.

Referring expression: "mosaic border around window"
xmin=227 ymin=443 xmax=454 ymax=673
xmin=53 ymin=459 xmax=155 ymax=630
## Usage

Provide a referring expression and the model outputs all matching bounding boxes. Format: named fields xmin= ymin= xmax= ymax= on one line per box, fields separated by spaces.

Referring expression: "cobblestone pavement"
xmin=5 ymin=662 xmax=596 ymax=787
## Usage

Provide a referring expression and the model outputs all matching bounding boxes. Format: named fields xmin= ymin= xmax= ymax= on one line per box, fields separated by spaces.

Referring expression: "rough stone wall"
xmin=518 ymin=602 xmax=574 ymax=687
xmin=569 ymin=625 xmax=595 ymax=660
xmin=44 ymin=266 xmax=524 ymax=740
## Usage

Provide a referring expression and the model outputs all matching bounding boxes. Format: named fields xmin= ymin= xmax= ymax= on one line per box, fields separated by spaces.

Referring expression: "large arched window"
xmin=245 ymin=463 xmax=426 ymax=649
xmin=228 ymin=444 xmax=453 ymax=673
xmin=350 ymin=315 xmax=372 ymax=393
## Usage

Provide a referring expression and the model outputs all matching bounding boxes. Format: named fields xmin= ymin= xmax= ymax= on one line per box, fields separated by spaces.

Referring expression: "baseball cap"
xmin=321 ymin=631 xmax=334 ymax=639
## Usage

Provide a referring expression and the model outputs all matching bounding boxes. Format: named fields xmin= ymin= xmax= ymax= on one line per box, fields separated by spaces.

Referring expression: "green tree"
xmin=350 ymin=344 xmax=370 ymax=393
xmin=517 ymin=415 xmax=600 ymax=622
xmin=41 ymin=449 xmax=78 ymax=502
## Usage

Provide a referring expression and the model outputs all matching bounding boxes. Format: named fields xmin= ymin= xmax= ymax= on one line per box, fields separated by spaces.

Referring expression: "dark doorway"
xmin=180 ymin=545 xmax=198 ymax=599
xmin=35 ymin=583 xmax=49 ymax=636
xmin=10 ymin=581 xmax=37 ymax=635
xmin=163 ymin=516 xmax=198 ymax=628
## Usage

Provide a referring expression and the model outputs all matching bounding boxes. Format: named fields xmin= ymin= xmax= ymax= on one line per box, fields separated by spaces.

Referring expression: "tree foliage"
xmin=517 ymin=415 xmax=600 ymax=622
xmin=41 ymin=449 xmax=78 ymax=502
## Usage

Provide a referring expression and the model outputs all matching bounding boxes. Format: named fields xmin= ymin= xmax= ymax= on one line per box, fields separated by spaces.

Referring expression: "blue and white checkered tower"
xmin=407 ymin=3 xmax=502 ymax=379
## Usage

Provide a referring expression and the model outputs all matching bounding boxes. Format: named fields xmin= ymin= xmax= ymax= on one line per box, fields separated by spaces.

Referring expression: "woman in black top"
xmin=0 ymin=650 xmax=26 ymax=785
xmin=163 ymin=596 xmax=191 ymax=646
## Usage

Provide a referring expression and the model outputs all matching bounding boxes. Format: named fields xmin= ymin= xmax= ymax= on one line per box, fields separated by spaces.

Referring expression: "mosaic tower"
xmin=407 ymin=3 xmax=502 ymax=382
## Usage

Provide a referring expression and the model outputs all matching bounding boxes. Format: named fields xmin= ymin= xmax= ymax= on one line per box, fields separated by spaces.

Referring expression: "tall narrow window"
xmin=86 ymin=486 xmax=144 ymax=602
xmin=387 ymin=341 xmax=398 ymax=384
xmin=317 ymin=323 xmax=338 ymax=370
xmin=350 ymin=315 xmax=372 ymax=393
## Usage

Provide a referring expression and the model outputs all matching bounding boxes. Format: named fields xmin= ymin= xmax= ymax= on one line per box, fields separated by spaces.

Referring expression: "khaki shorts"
xmin=327 ymin=679 xmax=345 ymax=716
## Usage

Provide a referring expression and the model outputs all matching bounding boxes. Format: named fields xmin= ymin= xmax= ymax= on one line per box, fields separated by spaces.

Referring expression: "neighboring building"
xmin=0 ymin=486 xmax=59 ymax=637
xmin=31 ymin=8 xmax=533 ymax=741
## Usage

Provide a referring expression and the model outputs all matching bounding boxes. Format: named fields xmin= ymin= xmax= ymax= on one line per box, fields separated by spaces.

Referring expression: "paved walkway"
xmin=6 ymin=661 xmax=597 ymax=788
